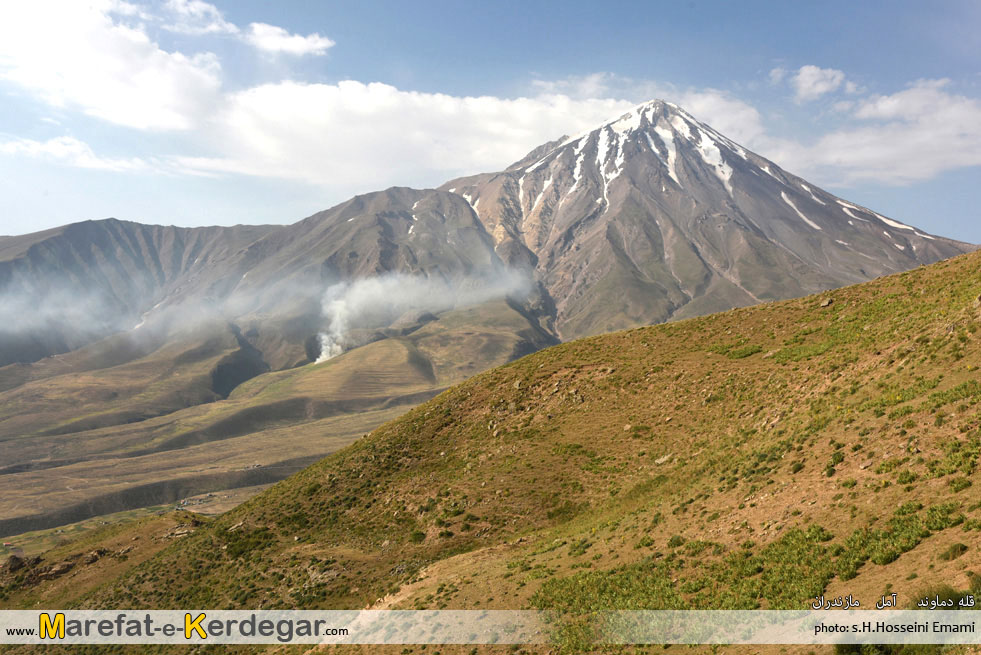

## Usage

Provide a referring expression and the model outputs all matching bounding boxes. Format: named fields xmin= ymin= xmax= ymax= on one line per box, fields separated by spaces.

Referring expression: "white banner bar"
xmin=0 ymin=610 xmax=545 ymax=645
xmin=603 ymin=611 xmax=980 ymax=645
xmin=0 ymin=609 xmax=979 ymax=645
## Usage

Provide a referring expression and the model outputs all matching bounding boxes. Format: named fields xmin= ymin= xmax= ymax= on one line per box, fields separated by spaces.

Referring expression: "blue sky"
xmin=1 ymin=0 xmax=979 ymax=242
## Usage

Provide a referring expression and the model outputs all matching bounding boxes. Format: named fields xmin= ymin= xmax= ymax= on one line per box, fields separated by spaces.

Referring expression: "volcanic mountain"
xmin=0 ymin=99 xmax=973 ymax=537
xmin=442 ymin=99 xmax=971 ymax=338
xmin=1 ymin=100 xmax=971 ymax=366
xmin=7 ymin=237 xmax=981 ymax=646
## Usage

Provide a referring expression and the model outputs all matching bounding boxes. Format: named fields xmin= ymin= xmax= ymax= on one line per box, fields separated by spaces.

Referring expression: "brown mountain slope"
xmin=0 ymin=188 xmax=530 ymax=370
xmin=442 ymin=99 xmax=973 ymax=339
xmin=0 ymin=101 xmax=975 ymax=547
xmin=5 ymin=249 xmax=977 ymax=655
xmin=0 ymin=219 xmax=277 ymax=367
xmin=0 ymin=186 xmax=555 ymax=535
xmin=0 ymin=298 xmax=553 ymax=537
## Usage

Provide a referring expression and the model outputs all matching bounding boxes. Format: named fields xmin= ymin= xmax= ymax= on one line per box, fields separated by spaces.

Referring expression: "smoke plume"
xmin=315 ymin=270 xmax=530 ymax=363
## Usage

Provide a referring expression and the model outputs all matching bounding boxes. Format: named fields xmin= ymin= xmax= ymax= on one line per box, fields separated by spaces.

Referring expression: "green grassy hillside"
xmin=5 ymin=251 xmax=981 ymax=654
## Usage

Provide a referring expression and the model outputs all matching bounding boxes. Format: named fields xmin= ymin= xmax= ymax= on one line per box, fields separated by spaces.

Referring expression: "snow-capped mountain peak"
xmin=441 ymin=99 xmax=972 ymax=338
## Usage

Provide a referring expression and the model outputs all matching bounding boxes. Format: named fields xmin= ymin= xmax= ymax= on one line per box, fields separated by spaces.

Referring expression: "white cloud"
xmin=166 ymin=74 xmax=781 ymax=197
xmin=792 ymin=79 xmax=981 ymax=184
xmin=531 ymin=73 xmax=767 ymax=146
xmin=245 ymin=23 xmax=334 ymax=56
xmin=536 ymin=73 xmax=981 ymax=188
xmin=174 ymin=81 xmax=635 ymax=186
xmin=108 ymin=0 xmax=151 ymax=19
xmin=790 ymin=65 xmax=846 ymax=103
xmin=531 ymin=72 xmax=619 ymax=99
xmin=768 ymin=67 xmax=787 ymax=85
xmin=1 ymin=6 xmax=977 ymax=199
xmin=853 ymin=78 xmax=952 ymax=120
xmin=0 ymin=1 xmax=335 ymax=138
xmin=669 ymin=89 xmax=767 ymax=146
xmin=0 ymin=0 xmax=223 ymax=130
xmin=161 ymin=0 xmax=238 ymax=35
xmin=158 ymin=2 xmax=332 ymax=55
xmin=0 ymin=136 xmax=147 ymax=171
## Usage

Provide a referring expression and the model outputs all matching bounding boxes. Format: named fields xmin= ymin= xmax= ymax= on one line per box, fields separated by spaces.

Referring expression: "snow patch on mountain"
xmin=781 ymin=192 xmax=821 ymax=230
xmin=644 ymin=132 xmax=666 ymax=166
xmin=533 ymin=175 xmax=553 ymax=211
xmin=566 ymin=137 xmax=589 ymax=199
xmin=837 ymin=201 xmax=869 ymax=222
xmin=652 ymin=123 xmax=681 ymax=187
xmin=874 ymin=213 xmax=914 ymax=231
xmin=692 ymin=127 xmax=732 ymax=195
xmin=799 ymin=183 xmax=826 ymax=205
xmin=596 ymin=128 xmax=613 ymax=206
xmin=701 ymin=122 xmax=747 ymax=160
xmin=596 ymin=128 xmax=611 ymax=169
xmin=611 ymin=108 xmax=642 ymax=135
xmin=669 ymin=115 xmax=693 ymax=141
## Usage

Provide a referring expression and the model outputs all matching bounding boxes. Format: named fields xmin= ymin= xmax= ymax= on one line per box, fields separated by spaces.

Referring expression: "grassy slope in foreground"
xmin=5 ymin=251 xmax=981 ymax=650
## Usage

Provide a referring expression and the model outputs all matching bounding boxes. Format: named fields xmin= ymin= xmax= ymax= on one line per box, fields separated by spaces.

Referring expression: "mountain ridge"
xmin=5 ymin=246 xmax=980 ymax=654
xmin=1 ymin=99 xmax=974 ymax=363
xmin=0 ymin=99 xmax=975 ymax=540
xmin=441 ymin=98 xmax=973 ymax=338
xmin=3 ymin=101 xmax=973 ymax=349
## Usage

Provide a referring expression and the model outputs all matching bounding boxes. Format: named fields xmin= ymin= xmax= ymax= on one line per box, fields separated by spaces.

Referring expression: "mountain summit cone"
xmin=443 ymin=99 xmax=972 ymax=338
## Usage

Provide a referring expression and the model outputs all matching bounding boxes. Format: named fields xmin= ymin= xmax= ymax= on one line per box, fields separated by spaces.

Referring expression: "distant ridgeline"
xmin=0 ymin=99 xmax=973 ymax=541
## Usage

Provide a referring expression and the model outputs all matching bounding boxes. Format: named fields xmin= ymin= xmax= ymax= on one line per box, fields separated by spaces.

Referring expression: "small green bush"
xmin=949 ymin=477 xmax=972 ymax=492
xmin=938 ymin=543 xmax=968 ymax=562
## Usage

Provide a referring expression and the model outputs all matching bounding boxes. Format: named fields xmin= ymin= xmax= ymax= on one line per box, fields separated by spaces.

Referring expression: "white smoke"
xmin=315 ymin=270 xmax=531 ymax=363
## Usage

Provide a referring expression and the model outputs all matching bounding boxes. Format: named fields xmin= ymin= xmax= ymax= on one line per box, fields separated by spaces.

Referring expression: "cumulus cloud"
xmin=0 ymin=0 xmax=223 ymax=130
xmin=794 ymin=79 xmax=981 ymax=184
xmin=536 ymin=73 xmax=768 ymax=147
xmin=768 ymin=68 xmax=787 ymax=85
xmin=173 ymin=81 xmax=638 ymax=187
xmin=245 ymin=23 xmax=334 ymax=56
xmin=0 ymin=0 xmax=335 ymax=135
xmin=854 ymin=78 xmax=953 ymax=120
xmin=162 ymin=0 xmax=238 ymax=35
xmin=165 ymin=72 xmax=781 ymax=194
xmin=531 ymin=72 xmax=621 ymax=99
xmin=0 ymin=136 xmax=148 ymax=171
xmin=619 ymin=73 xmax=980 ymax=187
xmin=157 ymin=1 xmax=331 ymax=55
xmin=790 ymin=65 xmax=846 ymax=103
xmin=669 ymin=89 xmax=767 ymax=146
xmin=0 ymin=2 xmax=978 ymax=199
